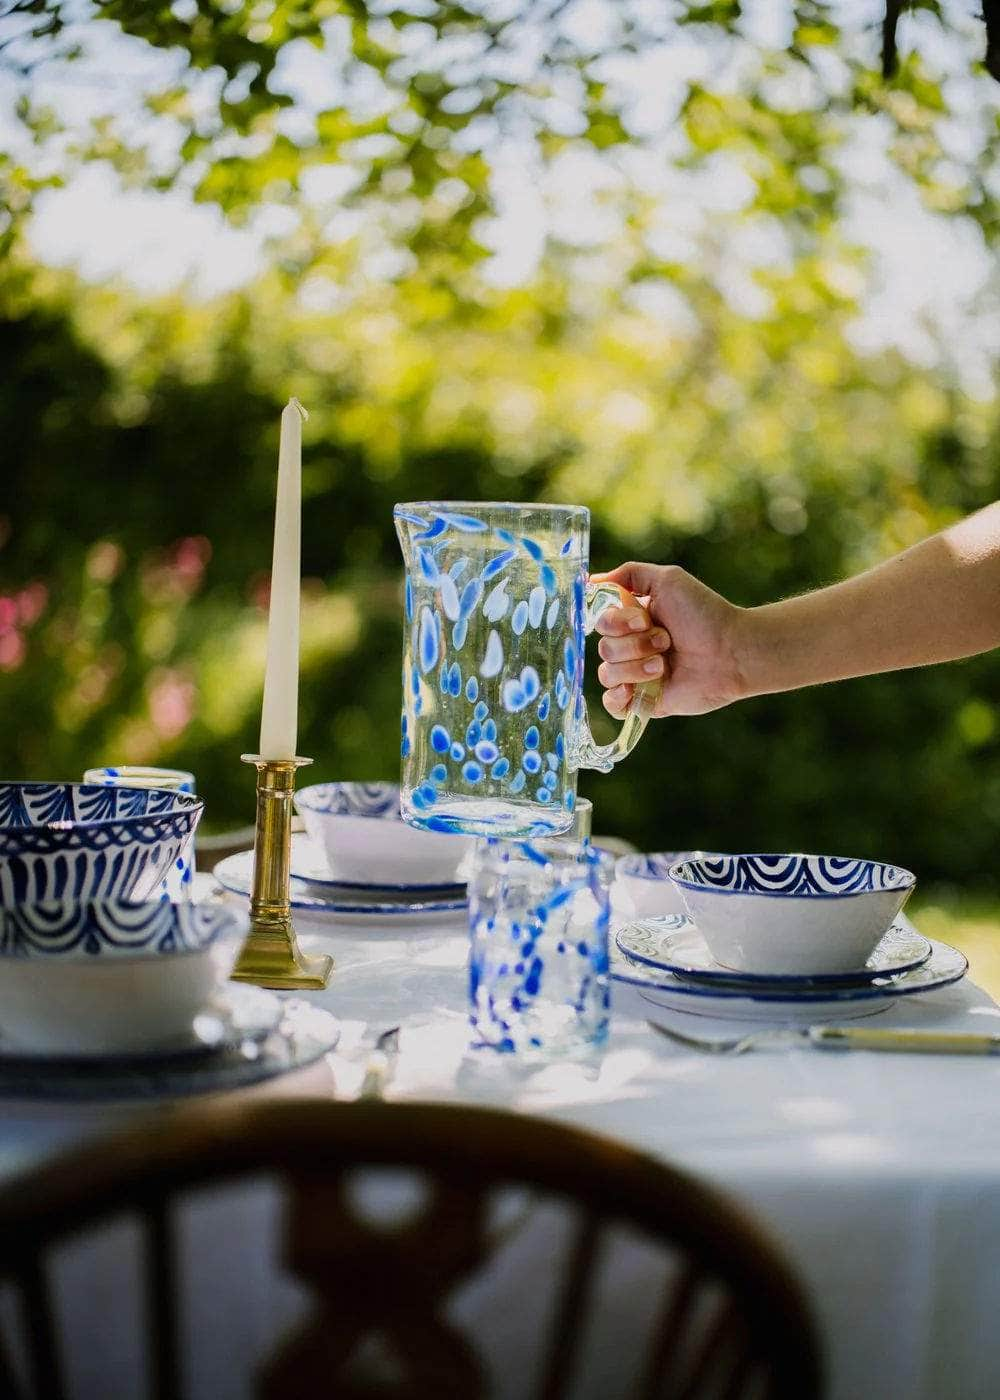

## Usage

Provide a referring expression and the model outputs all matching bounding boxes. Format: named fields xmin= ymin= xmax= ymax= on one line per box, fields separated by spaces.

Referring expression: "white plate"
xmin=612 ymin=937 xmax=968 ymax=1023
xmin=289 ymin=834 xmax=465 ymax=896
xmin=616 ymin=915 xmax=932 ymax=988
xmin=213 ymin=850 xmax=468 ymax=925
xmin=0 ymin=983 xmax=281 ymax=1066
xmin=0 ymin=1001 xmax=340 ymax=1101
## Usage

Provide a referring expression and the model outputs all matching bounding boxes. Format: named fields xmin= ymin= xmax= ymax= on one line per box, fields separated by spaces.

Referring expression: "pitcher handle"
xmin=567 ymin=581 xmax=661 ymax=775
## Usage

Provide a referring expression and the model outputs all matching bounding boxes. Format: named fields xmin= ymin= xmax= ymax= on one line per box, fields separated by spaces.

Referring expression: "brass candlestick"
xmin=230 ymin=754 xmax=333 ymax=990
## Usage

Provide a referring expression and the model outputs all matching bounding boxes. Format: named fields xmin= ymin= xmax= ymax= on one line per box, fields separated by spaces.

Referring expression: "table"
xmin=2 ymin=912 xmax=1000 ymax=1400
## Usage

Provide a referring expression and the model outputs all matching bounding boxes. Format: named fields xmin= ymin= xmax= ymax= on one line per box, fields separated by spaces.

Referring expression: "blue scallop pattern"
xmin=671 ymin=854 xmax=915 ymax=898
xmin=295 ymin=782 xmax=399 ymax=819
xmin=0 ymin=899 xmax=238 ymax=959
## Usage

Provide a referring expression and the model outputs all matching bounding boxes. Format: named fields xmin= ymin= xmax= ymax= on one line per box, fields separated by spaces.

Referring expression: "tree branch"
xmin=882 ymin=0 xmax=902 ymax=79
xmin=984 ymin=0 xmax=1000 ymax=80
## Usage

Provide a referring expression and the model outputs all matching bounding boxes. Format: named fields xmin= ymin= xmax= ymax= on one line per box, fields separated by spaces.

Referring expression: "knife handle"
xmin=808 ymin=1026 xmax=1000 ymax=1055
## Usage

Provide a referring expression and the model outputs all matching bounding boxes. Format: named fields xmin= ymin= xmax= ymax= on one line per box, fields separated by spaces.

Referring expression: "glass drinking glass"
xmin=468 ymin=838 xmax=614 ymax=1057
xmin=394 ymin=501 xmax=660 ymax=837
xmin=83 ymin=766 xmax=197 ymax=901
xmin=568 ymin=796 xmax=592 ymax=843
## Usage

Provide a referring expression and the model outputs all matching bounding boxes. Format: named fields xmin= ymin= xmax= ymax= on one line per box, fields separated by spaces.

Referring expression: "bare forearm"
xmin=741 ymin=503 xmax=1000 ymax=697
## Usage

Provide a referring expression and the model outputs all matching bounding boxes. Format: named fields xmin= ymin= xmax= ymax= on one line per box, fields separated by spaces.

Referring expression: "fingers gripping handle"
xmin=567 ymin=581 xmax=660 ymax=774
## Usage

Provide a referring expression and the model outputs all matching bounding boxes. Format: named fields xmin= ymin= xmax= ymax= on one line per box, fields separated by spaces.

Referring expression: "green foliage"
xmin=2 ymin=2 xmax=1000 ymax=886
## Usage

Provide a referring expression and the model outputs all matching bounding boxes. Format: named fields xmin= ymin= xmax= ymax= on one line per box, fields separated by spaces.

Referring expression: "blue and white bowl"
xmin=0 ymin=900 xmax=244 ymax=1054
xmin=0 ymin=781 xmax=204 ymax=908
xmin=668 ymin=853 xmax=916 ymax=976
xmin=295 ymin=782 xmax=472 ymax=887
xmin=615 ymin=852 xmax=703 ymax=919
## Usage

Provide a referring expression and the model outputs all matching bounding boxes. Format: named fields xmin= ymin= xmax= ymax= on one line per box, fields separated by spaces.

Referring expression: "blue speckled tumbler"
xmin=468 ymin=838 xmax=614 ymax=1057
xmin=394 ymin=501 xmax=660 ymax=838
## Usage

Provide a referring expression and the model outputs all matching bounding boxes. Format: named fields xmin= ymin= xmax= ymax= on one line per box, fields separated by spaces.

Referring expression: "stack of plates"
xmin=613 ymin=914 xmax=968 ymax=1021
xmin=212 ymin=835 xmax=469 ymax=927
xmin=0 ymin=987 xmax=342 ymax=1100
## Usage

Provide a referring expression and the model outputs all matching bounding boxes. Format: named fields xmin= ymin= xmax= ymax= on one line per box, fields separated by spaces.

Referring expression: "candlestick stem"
xmin=230 ymin=754 xmax=333 ymax=990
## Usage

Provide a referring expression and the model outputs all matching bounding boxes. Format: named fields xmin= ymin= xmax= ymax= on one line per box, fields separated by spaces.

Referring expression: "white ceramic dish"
xmin=295 ymin=781 xmax=472 ymax=886
xmin=0 ymin=1001 xmax=341 ymax=1102
xmin=0 ymin=983 xmax=281 ymax=1064
xmin=615 ymin=851 xmax=704 ymax=919
xmin=212 ymin=849 xmax=468 ymax=925
xmin=616 ymin=914 xmax=932 ymax=987
xmin=0 ymin=901 xmax=244 ymax=1055
xmin=669 ymin=853 xmax=916 ymax=976
xmin=612 ymin=936 xmax=967 ymax=1023
xmin=289 ymin=835 xmax=465 ymax=896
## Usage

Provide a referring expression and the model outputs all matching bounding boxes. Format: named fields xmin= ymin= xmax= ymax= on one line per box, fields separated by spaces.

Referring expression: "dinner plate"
xmin=0 ymin=984 xmax=282 ymax=1066
xmin=616 ymin=915 xmax=932 ymax=988
xmin=612 ymin=937 xmax=968 ymax=1015
xmin=0 ymin=1001 xmax=341 ymax=1101
xmin=212 ymin=851 xmax=468 ymax=924
xmin=289 ymin=835 xmax=466 ymax=897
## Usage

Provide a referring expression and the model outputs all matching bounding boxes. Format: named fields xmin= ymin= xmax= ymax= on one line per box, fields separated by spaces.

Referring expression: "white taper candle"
xmin=258 ymin=397 xmax=307 ymax=759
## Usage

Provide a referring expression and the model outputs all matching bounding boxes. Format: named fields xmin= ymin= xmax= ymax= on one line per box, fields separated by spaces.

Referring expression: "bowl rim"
xmin=0 ymin=898 xmax=242 ymax=960
xmin=295 ymin=780 xmax=401 ymax=820
xmin=0 ymin=781 xmax=204 ymax=832
xmin=667 ymin=853 xmax=917 ymax=899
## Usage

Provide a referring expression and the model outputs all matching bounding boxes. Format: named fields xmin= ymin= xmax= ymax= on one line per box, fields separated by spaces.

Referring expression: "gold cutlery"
xmin=648 ymin=1021 xmax=1000 ymax=1056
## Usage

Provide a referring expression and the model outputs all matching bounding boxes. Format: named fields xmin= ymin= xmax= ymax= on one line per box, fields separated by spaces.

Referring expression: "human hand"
xmin=591 ymin=563 xmax=748 ymax=718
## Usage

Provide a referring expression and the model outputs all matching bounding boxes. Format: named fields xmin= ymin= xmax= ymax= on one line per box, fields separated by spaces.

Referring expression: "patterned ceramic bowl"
xmin=294 ymin=781 xmax=472 ymax=887
xmin=0 ymin=782 xmax=204 ymax=909
xmin=615 ymin=852 xmax=702 ymax=919
xmin=0 ymin=899 xmax=244 ymax=1054
xmin=668 ymin=853 xmax=917 ymax=976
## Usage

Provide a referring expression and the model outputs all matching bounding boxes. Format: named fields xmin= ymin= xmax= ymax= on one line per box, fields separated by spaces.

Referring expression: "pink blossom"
xmin=16 ymin=582 xmax=48 ymax=627
xmin=0 ymin=631 xmax=25 ymax=671
xmin=148 ymin=669 xmax=195 ymax=740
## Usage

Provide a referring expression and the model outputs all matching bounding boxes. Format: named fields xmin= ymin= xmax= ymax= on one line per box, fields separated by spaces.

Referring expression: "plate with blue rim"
xmin=612 ymin=933 xmax=967 ymax=1016
xmin=615 ymin=914 xmax=932 ymax=989
xmin=0 ymin=1000 xmax=340 ymax=1101
xmin=288 ymin=835 xmax=466 ymax=898
xmin=0 ymin=983 xmax=283 ymax=1067
xmin=212 ymin=850 xmax=468 ymax=923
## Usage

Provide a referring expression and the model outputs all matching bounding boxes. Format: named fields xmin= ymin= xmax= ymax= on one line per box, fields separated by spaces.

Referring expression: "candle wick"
xmin=288 ymin=397 xmax=309 ymax=422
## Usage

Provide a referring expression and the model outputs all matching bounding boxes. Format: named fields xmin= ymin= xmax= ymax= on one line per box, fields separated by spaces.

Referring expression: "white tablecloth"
xmin=3 ymin=913 xmax=1000 ymax=1400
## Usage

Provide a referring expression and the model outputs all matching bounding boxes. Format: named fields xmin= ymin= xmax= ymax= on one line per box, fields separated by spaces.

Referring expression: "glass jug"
xmin=394 ymin=501 xmax=660 ymax=836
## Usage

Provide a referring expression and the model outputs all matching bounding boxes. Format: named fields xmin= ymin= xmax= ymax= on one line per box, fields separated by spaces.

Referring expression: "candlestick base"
xmin=230 ymin=754 xmax=333 ymax=991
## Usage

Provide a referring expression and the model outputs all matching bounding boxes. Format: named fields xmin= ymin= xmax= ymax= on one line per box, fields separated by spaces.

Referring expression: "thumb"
xmin=589 ymin=562 xmax=661 ymax=597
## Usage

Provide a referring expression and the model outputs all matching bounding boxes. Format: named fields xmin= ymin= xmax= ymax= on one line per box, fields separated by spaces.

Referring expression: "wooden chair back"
xmin=0 ymin=1100 xmax=822 ymax=1399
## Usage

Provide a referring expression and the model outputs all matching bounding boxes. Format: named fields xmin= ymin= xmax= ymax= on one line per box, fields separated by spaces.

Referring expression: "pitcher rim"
xmin=394 ymin=500 xmax=591 ymax=519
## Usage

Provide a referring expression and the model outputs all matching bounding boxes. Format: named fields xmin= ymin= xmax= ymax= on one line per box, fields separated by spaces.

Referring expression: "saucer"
xmin=212 ymin=851 xmax=468 ymax=924
xmin=0 ymin=983 xmax=282 ymax=1066
xmin=612 ymin=937 xmax=968 ymax=1018
xmin=616 ymin=915 xmax=932 ymax=988
xmin=289 ymin=835 xmax=465 ymax=897
xmin=0 ymin=1000 xmax=340 ymax=1100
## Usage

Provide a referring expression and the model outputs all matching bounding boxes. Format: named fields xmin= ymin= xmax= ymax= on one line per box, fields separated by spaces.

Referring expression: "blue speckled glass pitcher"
xmin=394 ymin=501 xmax=660 ymax=837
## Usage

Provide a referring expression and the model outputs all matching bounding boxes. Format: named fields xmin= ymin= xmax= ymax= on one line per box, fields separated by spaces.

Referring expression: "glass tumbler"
xmin=468 ymin=838 xmax=614 ymax=1056
xmin=83 ymin=766 xmax=197 ymax=901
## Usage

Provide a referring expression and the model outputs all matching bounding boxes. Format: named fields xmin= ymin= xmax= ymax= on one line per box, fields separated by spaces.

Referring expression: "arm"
xmin=745 ymin=502 xmax=1000 ymax=694
xmin=594 ymin=502 xmax=1000 ymax=718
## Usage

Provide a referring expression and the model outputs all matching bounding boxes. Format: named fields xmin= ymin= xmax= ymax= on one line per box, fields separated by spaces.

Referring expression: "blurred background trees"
xmin=1 ymin=1 xmax=999 ymax=890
